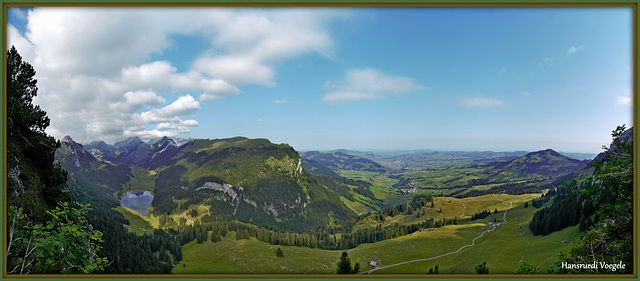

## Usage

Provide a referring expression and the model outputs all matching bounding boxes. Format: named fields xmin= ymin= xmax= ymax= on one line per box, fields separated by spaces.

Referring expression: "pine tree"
xmin=475 ymin=261 xmax=489 ymax=274
xmin=6 ymin=45 xmax=70 ymax=219
xmin=276 ymin=247 xmax=284 ymax=258
xmin=336 ymin=251 xmax=358 ymax=274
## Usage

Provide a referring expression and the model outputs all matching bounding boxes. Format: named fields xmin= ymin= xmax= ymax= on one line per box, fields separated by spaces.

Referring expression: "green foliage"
xmin=336 ymin=251 xmax=359 ymax=274
xmin=470 ymin=210 xmax=492 ymax=221
xmin=301 ymin=151 xmax=386 ymax=172
xmin=300 ymin=159 xmax=341 ymax=177
xmin=529 ymin=185 xmax=596 ymax=236
xmin=7 ymin=203 xmax=107 ymax=274
xmin=475 ymin=261 xmax=489 ymax=274
xmin=553 ymin=125 xmax=633 ymax=274
xmin=276 ymin=247 xmax=284 ymax=258
xmin=514 ymin=261 xmax=537 ymax=274
xmin=6 ymin=46 xmax=70 ymax=221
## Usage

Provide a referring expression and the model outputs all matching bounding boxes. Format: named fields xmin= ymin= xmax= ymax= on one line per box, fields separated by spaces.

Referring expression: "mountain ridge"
xmin=487 ymin=148 xmax=588 ymax=181
xmin=55 ymin=135 xmax=358 ymax=232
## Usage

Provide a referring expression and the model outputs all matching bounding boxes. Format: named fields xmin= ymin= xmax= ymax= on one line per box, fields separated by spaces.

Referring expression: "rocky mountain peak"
xmin=62 ymin=135 xmax=75 ymax=144
xmin=114 ymin=137 xmax=144 ymax=150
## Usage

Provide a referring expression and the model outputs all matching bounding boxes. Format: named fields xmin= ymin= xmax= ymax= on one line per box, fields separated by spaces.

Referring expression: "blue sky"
xmin=6 ymin=7 xmax=633 ymax=153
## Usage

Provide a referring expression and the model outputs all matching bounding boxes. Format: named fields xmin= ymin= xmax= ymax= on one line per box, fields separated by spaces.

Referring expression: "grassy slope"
xmin=175 ymin=193 xmax=581 ymax=274
xmin=114 ymin=206 xmax=155 ymax=235
xmin=360 ymin=202 xmax=579 ymax=274
xmin=174 ymin=231 xmax=342 ymax=274
xmin=121 ymin=166 xmax=156 ymax=194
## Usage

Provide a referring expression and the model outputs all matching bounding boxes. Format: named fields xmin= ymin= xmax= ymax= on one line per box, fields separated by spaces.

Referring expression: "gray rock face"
xmin=195 ymin=182 xmax=240 ymax=200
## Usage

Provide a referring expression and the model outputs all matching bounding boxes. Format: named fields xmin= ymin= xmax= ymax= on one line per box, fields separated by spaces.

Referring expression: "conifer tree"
xmin=276 ymin=247 xmax=284 ymax=258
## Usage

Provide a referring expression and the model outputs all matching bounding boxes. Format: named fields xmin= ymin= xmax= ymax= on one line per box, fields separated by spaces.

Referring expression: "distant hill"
xmin=488 ymin=149 xmax=588 ymax=181
xmin=301 ymin=159 xmax=341 ymax=177
xmin=330 ymin=149 xmax=529 ymax=169
xmin=300 ymin=151 xmax=385 ymax=172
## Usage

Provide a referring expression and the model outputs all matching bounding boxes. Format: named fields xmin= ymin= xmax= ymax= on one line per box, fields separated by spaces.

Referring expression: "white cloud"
xmin=5 ymin=7 xmax=341 ymax=142
xmin=193 ymin=9 xmax=334 ymax=86
xmin=138 ymin=95 xmax=200 ymax=124
xmin=323 ymin=68 xmax=425 ymax=104
xmin=499 ymin=66 xmax=507 ymax=73
xmin=193 ymin=55 xmax=275 ymax=86
xmin=256 ymin=118 xmax=263 ymax=122
xmin=121 ymin=61 xmax=175 ymax=91
xmin=567 ymin=45 xmax=584 ymax=55
xmin=25 ymin=8 xmax=173 ymax=76
xmin=617 ymin=96 xmax=632 ymax=105
xmin=461 ymin=96 xmax=505 ymax=108
xmin=7 ymin=24 xmax=35 ymax=63
xmin=522 ymin=91 xmax=531 ymax=95
xmin=155 ymin=119 xmax=200 ymax=131
xmin=323 ymin=91 xmax=376 ymax=103
xmin=274 ymin=99 xmax=287 ymax=103
xmin=109 ymin=90 xmax=166 ymax=113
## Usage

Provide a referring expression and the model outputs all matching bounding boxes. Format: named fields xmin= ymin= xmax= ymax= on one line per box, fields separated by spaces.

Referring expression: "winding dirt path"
xmin=363 ymin=199 xmax=519 ymax=274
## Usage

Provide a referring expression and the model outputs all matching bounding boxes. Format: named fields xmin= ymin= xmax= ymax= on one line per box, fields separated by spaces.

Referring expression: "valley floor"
xmin=172 ymin=193 xmax=580 ymax=275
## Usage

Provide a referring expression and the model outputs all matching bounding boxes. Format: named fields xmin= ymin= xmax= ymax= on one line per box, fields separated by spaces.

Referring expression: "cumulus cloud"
xmin=7 ymin=24 xmax=35 ymax=63
xmin=6 ymin=7 xmax=340 ymax=142
xmin=121 ymin=61 xmax=175 ymax=91
xmin=138 ymin=95 xmax=200 ymax=124
xmin=274 ymin=99 xmax=288 ymax=103
xmin=109 ymin=90 xmax=166 ymax=113
xmin=617 ymin=96 xmax=632 ymax=105
xmin=194 ymin=55 xmax=275 ymax=86
xmin=461 ymin=96 xmax=505 ymax=108
xmin=567 ymin=45 xmax=584 ymax=55
xmin=323 ymin=68 xmax=425 ymax=104
xmin=193 ymin=9 xmax=334 ymax=86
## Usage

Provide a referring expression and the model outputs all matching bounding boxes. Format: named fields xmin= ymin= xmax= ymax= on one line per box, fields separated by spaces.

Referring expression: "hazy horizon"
xmin=68 ymin=134 xmax=600 ymax=157
xmin=7 ymin=7 xmax=633 ymax=154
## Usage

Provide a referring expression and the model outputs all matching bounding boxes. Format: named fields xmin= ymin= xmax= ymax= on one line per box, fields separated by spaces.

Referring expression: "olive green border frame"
xmin=0 ymin=1 xmax=637 ymax=281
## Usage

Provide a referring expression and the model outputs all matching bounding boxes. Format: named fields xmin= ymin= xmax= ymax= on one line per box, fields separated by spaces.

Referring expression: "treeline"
xmin=451 ymin=178 xmax=545 ymax=198
xmin=528 ymin=189 xmax=555 ymax=208
xmin=160 ymin=193 xmax=455 ymax=251
xmin=529 ymin=185 xmax=596 ymax=236
xmin=470 ymin=209 xmax=498 ymax=221
xmin=314 ymin=175 xmax=376 ymax=201
xmin=338 ymin=218 xmax=457 ymax=249
xmin=374 ymin=194 xmax=434 ymax=222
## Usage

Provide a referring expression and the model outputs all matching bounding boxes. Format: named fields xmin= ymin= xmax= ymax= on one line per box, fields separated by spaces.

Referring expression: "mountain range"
xmin=56 ymin=135 xmax=596 ymax=232
xmin=56 ymin=136 xmax=359 ymax=232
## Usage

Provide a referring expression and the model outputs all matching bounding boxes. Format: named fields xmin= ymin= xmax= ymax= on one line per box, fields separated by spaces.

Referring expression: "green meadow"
xmin=171 ymin=192 xmax=581 ymax=274
xmin=114 ymin=206 xmax=155 ymax=235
